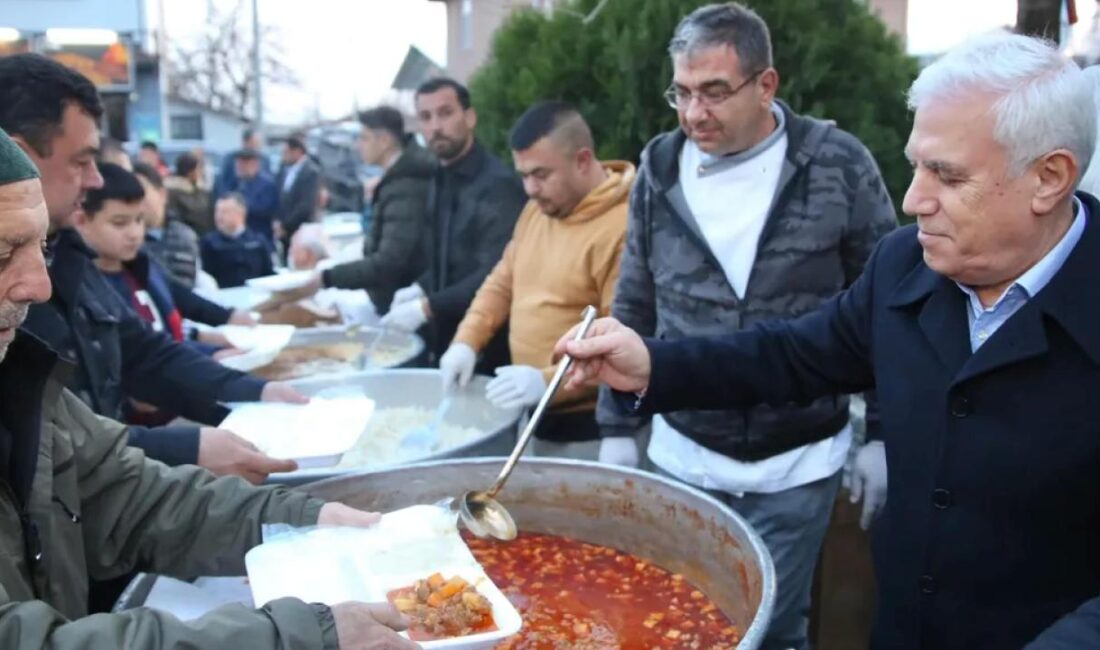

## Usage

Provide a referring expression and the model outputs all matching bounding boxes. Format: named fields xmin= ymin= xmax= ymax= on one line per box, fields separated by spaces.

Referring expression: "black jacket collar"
xmin=46 ymin=228 xmax=97 ymax=309
xmin=888 ymin=192 xmax=1100 ymax=375
xmin=443 ymin=139 xmax=487 ymax=180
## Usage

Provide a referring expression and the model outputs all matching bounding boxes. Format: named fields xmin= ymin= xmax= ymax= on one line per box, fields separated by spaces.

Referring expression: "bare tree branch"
xmin=165 ymin=0 xmax=299 ymax=119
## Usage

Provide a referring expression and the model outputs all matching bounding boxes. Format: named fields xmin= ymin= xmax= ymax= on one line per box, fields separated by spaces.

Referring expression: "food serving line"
xmin=118 ymin=284 xmax=778 ymax=648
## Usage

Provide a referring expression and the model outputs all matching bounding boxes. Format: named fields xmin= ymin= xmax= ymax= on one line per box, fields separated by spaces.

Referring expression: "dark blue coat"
xmin=238 ymin=172 xmax=279 ymax=245
xmin=200 ymin=229 xmax=275 ymax=289
xmin=22 ymin=229 xmax=266 ymax=466
xmin=628 ymin=193 xmax=1100 ymax=649
xmin=213 ymin=149 xmax=273 ymax=201
xmin=115 ymin=250 xmax=233 ymax=329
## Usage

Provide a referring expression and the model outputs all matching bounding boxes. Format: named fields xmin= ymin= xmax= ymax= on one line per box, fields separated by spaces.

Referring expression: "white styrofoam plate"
xmin=195 ymin=285 xmax=272 ymax=311
xmin=371 ymin=566 xmax=522 ymax=649
xmin=245 ymin=270 xmax=317 ymax=292
xmin=218 ymin=397 xmax=375 ymax=467
xmin=218 ymin=324 xmax=296 ymax=351
xmin=244 ymin=506 xmax=521 ymax=649
xmin=215 ymin=324 xmax=295 ymax=372
xmin=216 ymin=346 xmax=282 ymax=372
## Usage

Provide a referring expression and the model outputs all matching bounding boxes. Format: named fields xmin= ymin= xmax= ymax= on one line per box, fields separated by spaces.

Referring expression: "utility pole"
xmin=156 ymin=0 xmax=169 ymax=142
xmin=251 ymin=0 xmax=264 ymax=131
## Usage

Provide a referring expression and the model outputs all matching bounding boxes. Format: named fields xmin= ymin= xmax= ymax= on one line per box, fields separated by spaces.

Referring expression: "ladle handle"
xmin=486 ymin=305 xmax=599 ymax=497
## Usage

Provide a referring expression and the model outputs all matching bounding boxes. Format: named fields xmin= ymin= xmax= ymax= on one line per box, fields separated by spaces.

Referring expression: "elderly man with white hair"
xmin=287 ymin=224 xmax=377 ymax=326
xmin=554 ymin=32 xmax=1100 ymax=650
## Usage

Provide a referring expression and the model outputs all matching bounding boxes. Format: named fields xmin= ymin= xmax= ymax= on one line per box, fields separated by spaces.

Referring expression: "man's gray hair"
xmin=668 ymin=2 xmax=772 ymax=76
xmin=908 ymin=32 xmax=1096 ymax=181
xmin=291 ymin=223 xmax=329 ymax=259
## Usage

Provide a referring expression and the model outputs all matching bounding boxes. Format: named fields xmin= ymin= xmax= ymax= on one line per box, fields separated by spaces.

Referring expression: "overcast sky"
xmin=907 ymin=0 xmax=1096 ymax=55
xmin=156 ymin=0 xmax=447 ymax=125
xmin=154 ymin=0 xmax=1096 ymax=125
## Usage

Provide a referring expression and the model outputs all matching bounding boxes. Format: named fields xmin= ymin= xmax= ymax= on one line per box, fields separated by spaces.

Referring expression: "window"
xmin=169 ymin=114 xmax=203 ymax=141
xmin=101 ymin=93 xmax=129 ymax=142
xmin=460 ymin=0 xmax=473 ymax=51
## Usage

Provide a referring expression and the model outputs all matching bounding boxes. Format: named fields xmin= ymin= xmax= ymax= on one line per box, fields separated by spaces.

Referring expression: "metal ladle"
xmin=457 ymin=305 xmax=599 ymax=541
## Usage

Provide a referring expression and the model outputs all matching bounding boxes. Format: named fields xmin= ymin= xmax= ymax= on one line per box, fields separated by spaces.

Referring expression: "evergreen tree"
xmin=469 ymin=0 xmax=919 ymax=214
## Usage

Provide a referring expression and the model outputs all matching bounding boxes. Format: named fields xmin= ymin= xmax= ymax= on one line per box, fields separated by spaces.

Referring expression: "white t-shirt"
xmin=649 ymin=111 xmax=851 ymax=496
xmin=678 ymin=129 xmax=786 ymax=297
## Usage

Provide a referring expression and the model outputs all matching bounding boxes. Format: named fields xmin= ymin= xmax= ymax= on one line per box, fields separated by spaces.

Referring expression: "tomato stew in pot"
xmin=465 ymin=531 xmax=742 ymax=649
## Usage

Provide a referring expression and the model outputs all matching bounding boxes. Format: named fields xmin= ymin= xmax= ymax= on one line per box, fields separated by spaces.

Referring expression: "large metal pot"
xmin=303 ymin=458 xmax=776 ymax=648
xmin=269 ymin=370 xmax=522 ymax=485
xmin=283 ymin=325 xmax=424 ymax=370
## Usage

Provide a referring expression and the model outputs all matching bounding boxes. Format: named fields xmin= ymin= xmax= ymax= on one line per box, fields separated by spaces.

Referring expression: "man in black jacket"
xmin=287 ymin=106 xmax=435 ymax=314
xmin=273 ymin=136 xmax=321 ymax=248
xmin=558 ymin=31 xmax=1100 ymax=650
xmin=0 ymin=54 xmax=304 ymax=480
xmin=381 ymin=78 xmax=526 ymax=371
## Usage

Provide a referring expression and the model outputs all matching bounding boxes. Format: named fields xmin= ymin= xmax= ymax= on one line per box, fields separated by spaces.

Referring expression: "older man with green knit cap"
xmin=0 ymin=128 xmax=415 ymax=650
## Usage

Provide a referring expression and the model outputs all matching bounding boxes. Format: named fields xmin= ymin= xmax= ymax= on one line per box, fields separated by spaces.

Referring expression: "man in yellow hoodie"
xmin=439 ymin=101 xmax=636 ymax=462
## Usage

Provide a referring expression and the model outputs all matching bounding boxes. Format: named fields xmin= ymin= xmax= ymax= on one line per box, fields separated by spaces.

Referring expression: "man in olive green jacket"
xmin=0 ymin=128 xmax=416 ymax=648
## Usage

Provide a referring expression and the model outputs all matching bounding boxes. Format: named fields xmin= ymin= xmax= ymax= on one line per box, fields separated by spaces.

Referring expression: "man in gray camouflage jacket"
xmin=596 ymin=4 xmax=896 ymax=649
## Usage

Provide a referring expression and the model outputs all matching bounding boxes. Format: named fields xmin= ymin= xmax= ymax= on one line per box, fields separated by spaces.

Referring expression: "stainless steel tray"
xmin=267 ymin=369 xmax=521 ymax=485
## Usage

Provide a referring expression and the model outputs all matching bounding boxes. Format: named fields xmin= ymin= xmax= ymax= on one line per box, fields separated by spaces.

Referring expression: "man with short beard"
xmin=438 ymin=102 xmax=634 ymax=461
xmin=381 ymin=78 xmax=526 ymax=373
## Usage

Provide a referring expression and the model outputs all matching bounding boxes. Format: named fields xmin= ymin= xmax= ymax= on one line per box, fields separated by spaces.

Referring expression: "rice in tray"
xmin=338 ymin=406 xmax=483 ymax=467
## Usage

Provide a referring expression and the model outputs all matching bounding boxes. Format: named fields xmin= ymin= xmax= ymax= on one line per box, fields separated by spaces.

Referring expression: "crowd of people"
xmin=101 ymin=124 xmax=332 ymax=292
xmin=0 ymin=0 xmax=1096 ymax=648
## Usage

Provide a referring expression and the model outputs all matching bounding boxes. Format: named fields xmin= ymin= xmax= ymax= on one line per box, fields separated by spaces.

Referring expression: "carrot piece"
xmin=435 ymin=578 xmax=467 ymax=600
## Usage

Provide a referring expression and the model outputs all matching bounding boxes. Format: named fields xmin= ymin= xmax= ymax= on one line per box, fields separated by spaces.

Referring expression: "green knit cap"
xmin=0 ymin=128 xmax=39 ymax=187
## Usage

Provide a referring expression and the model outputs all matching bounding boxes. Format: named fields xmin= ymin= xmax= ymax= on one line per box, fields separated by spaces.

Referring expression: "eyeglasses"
xmin=664 ymin=70 xmax=764 ymax=110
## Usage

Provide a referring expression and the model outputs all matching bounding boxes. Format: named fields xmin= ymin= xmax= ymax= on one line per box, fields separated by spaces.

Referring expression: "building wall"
xmin=165 ymin=100 xmax=246 ymax=155
xmin=441 ymin=0 xmax=558 ymax=83
xmin=198 ymin=112 xmax=247 ymax=155
xmin=867 ymin=0 xmax=909 ymax=43
xmin=1 ymin=0 xmax=142 ymax=32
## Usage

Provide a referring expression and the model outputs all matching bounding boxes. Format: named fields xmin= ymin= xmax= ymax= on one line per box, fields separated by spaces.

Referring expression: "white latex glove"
xmin=485 ymin=365 xmax=547 ymax=410
xmin=598 ymin=436 xmax=639 ymax=467
xmin=391 ymin=283 xmax=424 ymax=307
xmin=848 ymin=441 xmax=888 ymax=531
xmin=380 ymin=299 xmax=428 ymax=331
xmin=439 ymin=343 xmax=477 ymax=393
